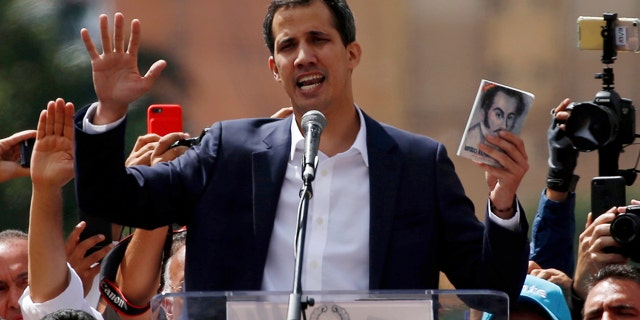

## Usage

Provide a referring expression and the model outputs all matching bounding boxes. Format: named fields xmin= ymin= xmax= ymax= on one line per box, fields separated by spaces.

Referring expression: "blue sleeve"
xmin=529 ymin=189 xmax=576 ymax=275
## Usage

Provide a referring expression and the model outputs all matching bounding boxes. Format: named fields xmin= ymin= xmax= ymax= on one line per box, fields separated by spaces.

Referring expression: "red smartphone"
xmin=147 ymin=104 xmax=183 ymax=136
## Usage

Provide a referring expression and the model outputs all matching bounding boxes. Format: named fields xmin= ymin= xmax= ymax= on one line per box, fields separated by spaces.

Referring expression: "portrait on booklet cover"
xmin=457 ymin=79 xmax=535 ymax=167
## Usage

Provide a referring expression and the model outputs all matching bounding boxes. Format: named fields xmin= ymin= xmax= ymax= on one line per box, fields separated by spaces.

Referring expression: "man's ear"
xmin=346 ymin=41 xmax=362 ymax=69
xmin=269 ymin=57 xmax=281 ymax=81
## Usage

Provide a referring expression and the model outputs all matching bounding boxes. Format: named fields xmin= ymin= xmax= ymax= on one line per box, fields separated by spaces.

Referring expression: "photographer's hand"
xmin=573 ymin=209 xmax=629 ymax=299
xmin=0 ymin=130 xmax=36 ymax=183
xmin=546 ymin=98 xmax=579 ymax=199
xmin=80 ymin=12 xmax=166 ymax=125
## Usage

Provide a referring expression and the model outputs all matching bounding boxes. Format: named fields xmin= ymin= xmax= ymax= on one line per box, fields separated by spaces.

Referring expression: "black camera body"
xmin=566 ymin=79 xmax=636 ymax=153
xmin=610 ymin=205 xmax=640 ymax=261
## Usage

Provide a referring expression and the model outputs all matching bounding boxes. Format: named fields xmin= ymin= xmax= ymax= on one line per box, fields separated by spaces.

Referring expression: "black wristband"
xmin=547 ymin=171 xmax=579 ymax=193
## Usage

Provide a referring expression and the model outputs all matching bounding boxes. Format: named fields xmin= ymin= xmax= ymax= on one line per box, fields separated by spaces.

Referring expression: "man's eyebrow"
xmin=611 ymin=304 xmax=639 ymax=313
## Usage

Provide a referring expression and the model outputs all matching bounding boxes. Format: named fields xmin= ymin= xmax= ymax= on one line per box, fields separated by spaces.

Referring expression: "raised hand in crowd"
xmin=80 ymin=12 xmax=166 ymax=125
xmin=0 ymin=130 xmax=36 ymax=183
xmin=22 ymin=98 xmax=105 ymax=319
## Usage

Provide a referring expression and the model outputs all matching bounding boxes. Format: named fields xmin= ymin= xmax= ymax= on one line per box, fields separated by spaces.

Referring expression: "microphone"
xmin=301 ymin=110 xmax=327 ymax=184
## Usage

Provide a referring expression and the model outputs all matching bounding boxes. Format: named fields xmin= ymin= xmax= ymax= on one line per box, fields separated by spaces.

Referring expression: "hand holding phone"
xmin=147 ymin=104 xmax=183 ymax=136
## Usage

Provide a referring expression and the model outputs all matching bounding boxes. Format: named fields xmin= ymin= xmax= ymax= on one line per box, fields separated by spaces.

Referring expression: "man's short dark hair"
xmin=0 ymin=229 xmax=28 ymax=243
xmin=262 ymin=0 xmax=356 ymax=55
xmin=480 ymin=85 xmax=526 ymax=117
xmin=41 ymin=309 xmax=98 ymax=320
xmin=587 ymin=264 xmax=640 ymax=291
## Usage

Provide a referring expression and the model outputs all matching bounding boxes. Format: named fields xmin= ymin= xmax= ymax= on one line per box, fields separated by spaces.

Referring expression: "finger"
xmin=4 ymin=130 xmax=37 ymax=146
xmin=85 ymin=242 xmax=115 ymax=267
xmin=143 ymin=60 xmax=168 ymax=83
xmin=131 ymin=134 xmax=161 ymax=153
xmin=113 ymin=12 xmax=125 ymax=53
xmin=127 ymin=19 xmax=141 ymax=57
xmin=157 ymin=132 xmax=189 ymax=151
xmin=485 ymin=133 xmax=528 ymax=164
xmin=76 ymin=234 xmax=106 ymax=255
xmin=99 ymin=14 xmax=113 ymax=53
xmin=63 ymin=102 xmax=75 ymax=140
xmin=45 ymin=100 xmax=56 ymax=137
xmin=127 ymin=149 xmax=153 ymax=167
xmin=36 ymin=107 xmax=49 ymax=141
xmin=152 ymin=147 xmax=186 ymax=165
xmin=556 ymin=98 xmax=572 ymax=112
xmin=53 ymin=98 xmax=66 ymax=136
xmin=65 ymin=221 xmax=86 ymax=256
xmin=498 ymin=131 xmax=528 ymax=161
xmin=271 ymin=107 xmax=293 ymax=119
xmin=80 ymin=28 xmax=101 ymax=60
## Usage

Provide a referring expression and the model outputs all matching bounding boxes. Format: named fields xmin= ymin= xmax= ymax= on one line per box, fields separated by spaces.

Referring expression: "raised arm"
xmin=111 ymin=133 xmax=187 ymax=319
xmin=80 ymin=12 xmax=166 ymax=124
xmin=28 ymin=98 xmax=76 ymax=302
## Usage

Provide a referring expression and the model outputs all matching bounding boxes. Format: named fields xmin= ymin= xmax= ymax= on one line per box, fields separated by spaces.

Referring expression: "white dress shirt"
xmin=261 ymin=108 xmax=371 ymax=291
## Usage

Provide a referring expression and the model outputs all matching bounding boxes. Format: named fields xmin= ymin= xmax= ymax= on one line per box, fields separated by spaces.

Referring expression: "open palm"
xmin=30 ymin=99 xmax=75 ymax=189
xmin=81 ymin=12 xmax=166 ymax=120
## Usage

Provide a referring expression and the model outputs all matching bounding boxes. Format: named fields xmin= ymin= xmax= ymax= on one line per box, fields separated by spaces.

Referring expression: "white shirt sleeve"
xmin=487 ymin=198 xmax=521 ymax=231
xmin=82 ymin=102 xmax=126 ymax=134
xmin=19 ymin=263 xmax=104 ymax=320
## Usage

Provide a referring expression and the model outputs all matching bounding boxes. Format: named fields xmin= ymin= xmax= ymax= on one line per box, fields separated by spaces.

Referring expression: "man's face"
xmin=583 ymin=278 xmax=640 ymax=319
xmin=0 ymin=240 xmax=28 ymax=320
xmin=483 ymin=91 xmax=519 ymax=134
xmin=268 ymin=0 xmax=360 ymax=116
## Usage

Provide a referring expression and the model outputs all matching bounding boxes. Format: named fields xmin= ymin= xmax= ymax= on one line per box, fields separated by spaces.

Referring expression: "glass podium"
xmin=150 ymin=289 xmax=509 ymax=320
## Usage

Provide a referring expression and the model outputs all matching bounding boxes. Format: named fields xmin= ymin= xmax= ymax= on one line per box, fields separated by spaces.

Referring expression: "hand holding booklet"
xmin=456 ymin=79 xmax=535 ymax=167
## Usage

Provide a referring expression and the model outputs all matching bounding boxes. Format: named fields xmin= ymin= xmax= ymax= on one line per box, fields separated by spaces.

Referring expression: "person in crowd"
xmin=0 ymin=230 xmax=28 ymax=320
xmin=73 ymin=0 xmax=530 ymax=302
xmin=526 ymin=98 xmax=635 ymax=320
xmin=102 ymin=132 xmax=190 ymax=320
xmin=529 ymin=99 xmax=578 ymax=277
xmin=482 ymin=274 xmax=572 ymax=320
xmin=582 ymin=264 xmax=640 ymax=320
xmin=0 ymin=156 xmax=110 ymax=320
xmin=0 ymin=130 xmax=36 ymax=183
xmin=19 ymin=98 xmax=108 ymax=320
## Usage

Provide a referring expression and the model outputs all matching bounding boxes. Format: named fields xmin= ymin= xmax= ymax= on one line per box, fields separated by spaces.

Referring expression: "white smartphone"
xmin=577 ymin=16 xmax=640 ymax=52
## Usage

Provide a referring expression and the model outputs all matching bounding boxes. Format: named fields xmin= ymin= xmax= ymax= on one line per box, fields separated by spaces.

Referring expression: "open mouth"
xmin=297 ymin=74 xmax=325 ymax=90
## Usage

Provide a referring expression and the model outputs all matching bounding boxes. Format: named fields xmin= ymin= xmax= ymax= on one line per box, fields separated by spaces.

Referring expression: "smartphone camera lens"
xmin=152 ymin=108 xmax=163 ymax=113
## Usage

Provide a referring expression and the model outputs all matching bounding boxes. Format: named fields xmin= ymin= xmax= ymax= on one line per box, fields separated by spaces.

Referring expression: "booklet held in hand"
xmin=457 ymin=79 xmax=534 ymax=167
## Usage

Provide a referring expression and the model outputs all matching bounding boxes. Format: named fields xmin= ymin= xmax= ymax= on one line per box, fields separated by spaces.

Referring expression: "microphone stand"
xmin=286 ymin=157 xmax=317 ymax=320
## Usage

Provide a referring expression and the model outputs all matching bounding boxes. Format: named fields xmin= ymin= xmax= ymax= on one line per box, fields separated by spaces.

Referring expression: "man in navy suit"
xmin=73 ymin=0 xmax=530 ymax=301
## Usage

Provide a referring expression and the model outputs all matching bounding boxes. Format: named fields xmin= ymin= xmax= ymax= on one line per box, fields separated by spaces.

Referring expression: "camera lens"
xmin=611 ymin=213 xmax=640 ymax=244
xmin=565 ymin=102 xmax=618 ymax=151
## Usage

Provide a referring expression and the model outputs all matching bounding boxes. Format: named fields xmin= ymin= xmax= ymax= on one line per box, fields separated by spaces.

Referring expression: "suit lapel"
xmin=252 ymin=117 xmax=291 ymax=271
xmin=363 ymin=114 xmax=402 ymax=289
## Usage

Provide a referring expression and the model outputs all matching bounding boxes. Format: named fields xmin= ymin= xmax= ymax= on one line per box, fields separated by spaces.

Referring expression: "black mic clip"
xmin=301 ymin=154 xmax=319 ymax=185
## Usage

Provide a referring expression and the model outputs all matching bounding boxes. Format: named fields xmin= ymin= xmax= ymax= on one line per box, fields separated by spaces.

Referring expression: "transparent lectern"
xmin=150 ymin=289 xmax=509 ymax=320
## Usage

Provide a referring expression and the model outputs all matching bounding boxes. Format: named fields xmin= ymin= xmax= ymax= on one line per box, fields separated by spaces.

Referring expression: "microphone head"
xmin=301 ymin=110 xmax=327 ymax=133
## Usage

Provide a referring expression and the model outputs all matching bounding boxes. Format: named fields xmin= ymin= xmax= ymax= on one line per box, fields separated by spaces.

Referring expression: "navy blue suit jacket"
xmin=74 ymin=106 xmax=529 ymax=300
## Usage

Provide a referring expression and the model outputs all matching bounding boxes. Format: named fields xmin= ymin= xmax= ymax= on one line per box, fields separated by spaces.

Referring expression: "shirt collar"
xmin=289 ymin=105 xmax=369 ymax=167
